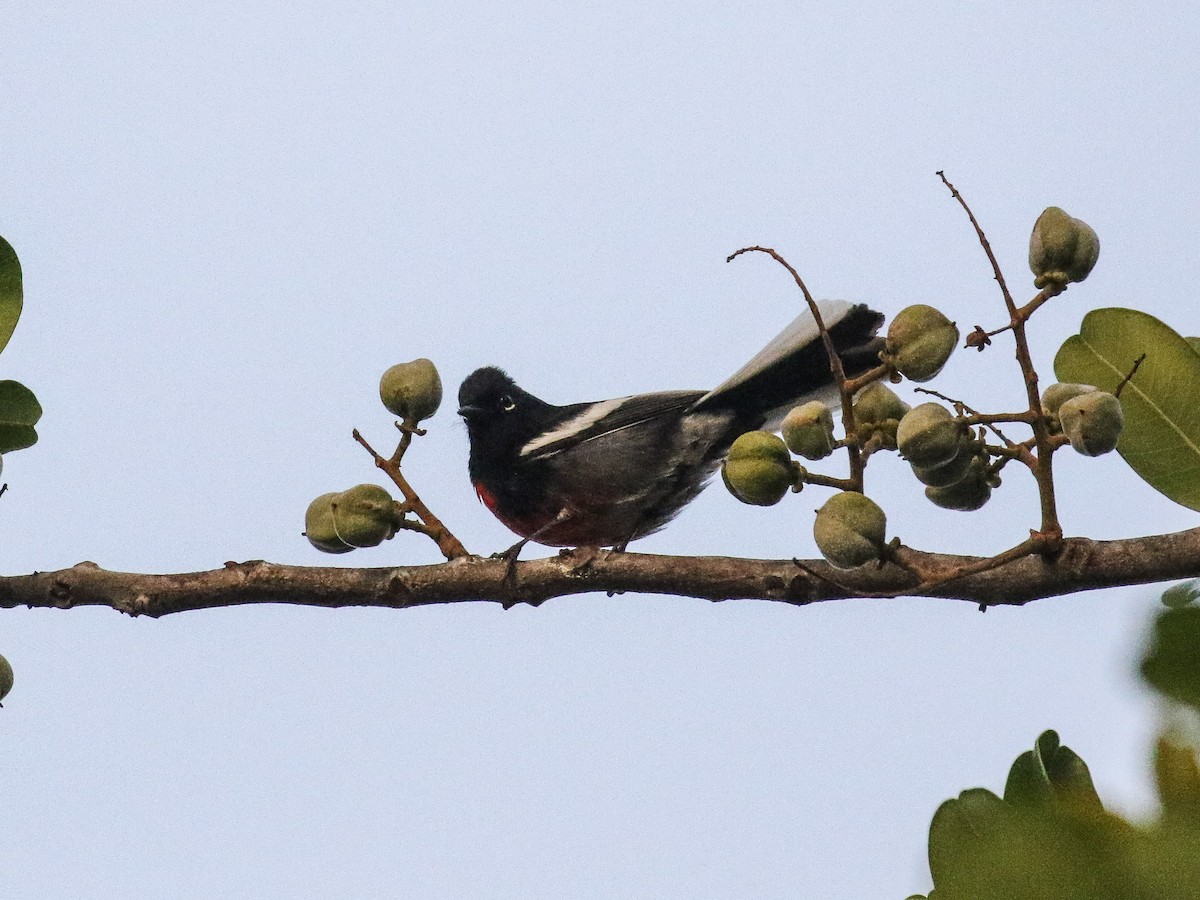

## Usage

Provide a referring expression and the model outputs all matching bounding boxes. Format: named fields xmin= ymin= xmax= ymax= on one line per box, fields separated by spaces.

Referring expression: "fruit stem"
xmin=352 ymin=428 xmax=470 ymax=560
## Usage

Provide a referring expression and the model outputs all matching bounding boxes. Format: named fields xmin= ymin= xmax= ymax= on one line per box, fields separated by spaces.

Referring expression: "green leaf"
xmin=1141 ymin=607 xmax=1200 ymax=711
xmin=927 ymin=788 xmax=1107 ymax=900
xmin=1162 ymin=580 xmax=1200 ymax=608
xmin=0 ymin=235 xmax=21 ymax=356
xmin=1034 ymin=728 xmax=1060 ymax=763
xmin=1044 ymin=745 xmax=1105 ymax=817
xmin=1155 ymin=734 xmax=1200 ymax=826
xmin=928 ymin=788 xmax=1008 ymax=889
xmin=1004 ymin=749 xmax=1056 ymax=808
xmin=1055 ymin=308 xmax=1200 ymax=511
xmin=1005 ymin=730 xmax=1105 ymax=819
xmin=0 ymin=380 xmax=41 ymax=452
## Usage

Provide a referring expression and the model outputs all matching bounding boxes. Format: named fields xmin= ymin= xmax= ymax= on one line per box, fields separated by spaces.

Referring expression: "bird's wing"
xmin=519 ymin=391 xmax=704 ymax=460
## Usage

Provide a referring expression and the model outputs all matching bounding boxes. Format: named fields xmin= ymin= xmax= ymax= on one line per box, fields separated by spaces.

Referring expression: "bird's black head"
xmin=458 ymin=367 xmax=553 ymax=468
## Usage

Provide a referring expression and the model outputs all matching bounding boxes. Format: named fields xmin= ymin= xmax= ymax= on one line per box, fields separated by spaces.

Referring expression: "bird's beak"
xmin=457 ymin=404 xmax=483 ymax=420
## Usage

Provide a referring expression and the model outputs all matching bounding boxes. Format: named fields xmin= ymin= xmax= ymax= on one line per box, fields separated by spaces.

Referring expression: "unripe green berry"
xmin=332 ymin=484 xmax=400 ymax=548
xmin=1059 ymin=391 xmax=1124 ymax=457
xmin=722 ymin=431 xmax=795 ymax=506
xmin=925 ymin=458 xmax=992 ymax=511
xmin=782 ymin=401 xmax=836 ymax=460
xmin=1029 ymin=206 xmax=1100 ymax=289
xmin=813 ymin=492 xmax=888 ymax=569
xmin=897 ymin=403 xmax=963 ymax=468
xmin=305 ymin=492 xmax=355 ymax=554
xmin=910 ymin=438 xmax=977 ymax=487
xmin=853 ymin=382 xmax=910 ymax=451
xmin=853 ymin=381 xmax=910 ymax=427
xmin=886 ymin=304 xmax=959 ymax=382
xmin=0 ymin=653 xmax=12 ymax=704
xmin=1041 ymin=382 xmax=1098 ymax=418
xmin=380 ymin=358 xmax=443 ymax=422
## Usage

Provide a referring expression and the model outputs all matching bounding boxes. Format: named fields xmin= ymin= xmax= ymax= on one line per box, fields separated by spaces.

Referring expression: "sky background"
xmin=3 ymin=2 xmax=1199 ymax=897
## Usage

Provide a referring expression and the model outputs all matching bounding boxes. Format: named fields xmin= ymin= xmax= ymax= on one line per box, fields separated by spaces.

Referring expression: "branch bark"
xmin=4 ymin=526 xmax=1200 ymax=617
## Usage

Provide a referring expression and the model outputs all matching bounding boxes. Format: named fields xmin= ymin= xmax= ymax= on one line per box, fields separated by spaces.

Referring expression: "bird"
xmin=457 ymin=300 xmax=884 ymax=552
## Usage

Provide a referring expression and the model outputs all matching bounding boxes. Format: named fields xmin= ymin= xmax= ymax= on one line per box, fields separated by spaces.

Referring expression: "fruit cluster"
xmin=723 ymin=206 xmax=1116 ymax=572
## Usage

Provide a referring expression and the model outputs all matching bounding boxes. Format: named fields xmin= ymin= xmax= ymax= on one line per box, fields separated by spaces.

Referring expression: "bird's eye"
xmin=500 ymin=395 xmax=516 ymax=412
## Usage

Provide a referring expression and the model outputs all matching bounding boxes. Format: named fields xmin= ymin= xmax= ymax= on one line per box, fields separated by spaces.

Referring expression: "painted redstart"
xmin=458 ymin=300 xmax=884 ymax=550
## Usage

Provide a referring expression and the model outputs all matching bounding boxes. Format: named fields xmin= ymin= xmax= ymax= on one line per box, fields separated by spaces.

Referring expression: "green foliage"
xmin=1003 ymin=729 xmax=1103 ymax=816
xmin=1156 ymin=735 xmax=1200 ymax=827
xmin=1055 ymin=308 xmax=1200 ymax=511
xmin=910 ymin=608 xmax=1200 ymax=899
xmin=0 ymin=379 xmax=41 ymax=452
xmin=0 ymin=235 xmax=39 ymax=455
xmin=911 ymin=730 xmax=1200 ymax=899
xmin=1140 ymin=607 xmax=1200 ymax=712
xmin=0 ymin=234 xmax=21 ymax=356
xmin=1161 ymin=580 xmax=1200 ymax=609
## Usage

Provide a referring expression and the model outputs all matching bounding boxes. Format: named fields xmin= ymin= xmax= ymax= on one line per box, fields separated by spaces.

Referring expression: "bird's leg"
xmin=494 ymin=507 xmax=574 ymax=607
xmin=599 ymin=530 xmax=644 ymax=597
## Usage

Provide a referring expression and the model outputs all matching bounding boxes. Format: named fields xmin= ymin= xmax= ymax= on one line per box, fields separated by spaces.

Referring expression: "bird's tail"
xmin=692 ymin=300 xmax=885 ymax=427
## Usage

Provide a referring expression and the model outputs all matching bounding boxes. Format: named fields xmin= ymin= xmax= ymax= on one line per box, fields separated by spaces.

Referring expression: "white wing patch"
xmin=520 ymin=397 xmax=630 ymax=457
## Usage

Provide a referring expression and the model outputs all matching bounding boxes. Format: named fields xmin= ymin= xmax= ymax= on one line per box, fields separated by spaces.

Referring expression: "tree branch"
xmin=5 ymin=527 xmax=1200 ymax=617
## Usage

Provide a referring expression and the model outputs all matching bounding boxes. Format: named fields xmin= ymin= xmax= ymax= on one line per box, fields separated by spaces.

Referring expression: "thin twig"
xmin=353 ymin=429 xmax=470 ymax=560
xmin=797 ymin=472 xmax=857 ymax=491
xmin=1113 ymin=353 xmax=1147 ymax=399
xmin=727 ymin=246 xmax=865 ymax=490
xmin=843 ymin=363 xmax=892 ymax=395
xmin=964 ymin=287 xmax=1062 ymax=352
xmin=937 ymin=172 xmax=1018 ymax=317
xmin=1016 ymin=287 xmax=1063 ymax=322
xmin=913 ymin=386 xmax=1025 ymax=450
xmin=938 ymin=172 xmax=1063 ymax=546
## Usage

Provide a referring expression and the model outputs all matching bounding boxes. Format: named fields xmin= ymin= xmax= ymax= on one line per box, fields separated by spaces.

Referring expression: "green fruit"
xmin=813 ymin=491 xmax=888 ymax=569
xmin=853 ymin=382 xmax=910 ymax=451
xmin=853 ymin=381 xmax=910 ymax=426
xmin=910 ymin=439 xmax=977 ymax=487
xmin=782 ymin=401 xmax=836 ymax=460
xmin=0 ymin=653 xmax=12 ymax=704
xmin=722 ymin=431 xmax=795 ymax=506
xmin=331 ymin=484 xmax=400 ymax=548
xmin=886 ymin=305 xmax=959 ymax=382
xmin=1029 ymin=206 xmax=1100 ymax=289
xmin=896 ymin=403 xmax=963 ymax=468
xmin=925 ymin=458 xmax=992 ymax=511
xmin=305 ymin=492 xmax=355 ymax=554
xmin=379 ymin=358 xmax=443 ymax=422
xmin=1041 ymin=382 xmax=1098 ymax=418
xmin=1059 ymin=391 xmax=1124 ymax=456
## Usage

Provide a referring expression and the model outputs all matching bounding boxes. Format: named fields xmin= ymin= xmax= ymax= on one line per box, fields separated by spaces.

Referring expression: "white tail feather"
xmin=696 ymin=299 xmax=853 ymax=408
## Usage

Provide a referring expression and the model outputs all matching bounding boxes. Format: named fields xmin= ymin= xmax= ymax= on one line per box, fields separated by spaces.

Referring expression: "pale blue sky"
xmin=3 ymin=3 xmax=1200 ymax=897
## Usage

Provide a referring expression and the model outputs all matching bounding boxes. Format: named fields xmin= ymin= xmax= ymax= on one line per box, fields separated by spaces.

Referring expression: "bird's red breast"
xmin=472 ymin=478 xmax=611 ymax=546
xmin=473 ymin=479 xmax=543 ymax=541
